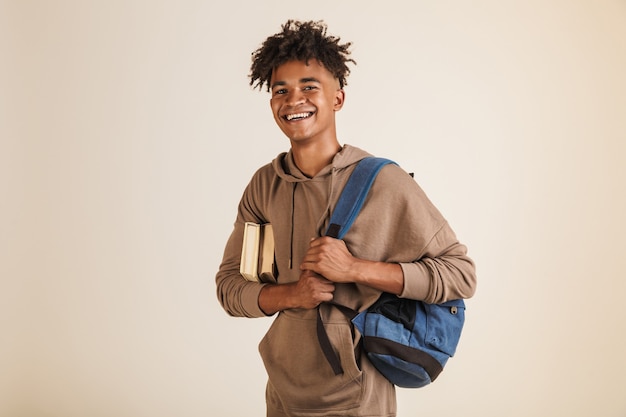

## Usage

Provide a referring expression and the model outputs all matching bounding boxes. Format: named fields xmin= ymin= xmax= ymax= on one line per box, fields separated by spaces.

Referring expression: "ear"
xmin=334 ymin=89 xmax=345 ymax=111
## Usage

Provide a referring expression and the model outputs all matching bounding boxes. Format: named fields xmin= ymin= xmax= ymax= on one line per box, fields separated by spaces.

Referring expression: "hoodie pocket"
xmin=259 ymin=311 xmax=364 ymax=413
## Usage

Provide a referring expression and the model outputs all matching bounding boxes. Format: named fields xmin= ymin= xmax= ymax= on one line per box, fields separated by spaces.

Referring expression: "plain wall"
xmin=2 ymin=1 xmax=625 ymax=416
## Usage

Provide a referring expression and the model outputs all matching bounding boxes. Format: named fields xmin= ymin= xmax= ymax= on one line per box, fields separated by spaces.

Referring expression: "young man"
xmin=216 ymin=20 xmax=477 ymax=417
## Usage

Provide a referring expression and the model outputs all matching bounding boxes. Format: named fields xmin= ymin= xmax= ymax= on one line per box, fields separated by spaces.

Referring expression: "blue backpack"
xmin=318 ymin=157 xmax=466 ymax=389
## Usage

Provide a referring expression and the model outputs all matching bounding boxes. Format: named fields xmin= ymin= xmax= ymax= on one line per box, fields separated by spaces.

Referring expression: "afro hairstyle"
xmin=249 ymin=20 xmax=356 ymax=92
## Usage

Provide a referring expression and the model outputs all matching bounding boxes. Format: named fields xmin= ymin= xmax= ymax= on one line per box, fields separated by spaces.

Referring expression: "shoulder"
xmin=250 ymin=162 xmax=275 ymax=180
xmin=370 ymin=161 xmax=441 ymax=214
xmin=374 ymin=161 xmax=419 ymax=191
xmin=246 ymin=161 xmax=279 ymax=190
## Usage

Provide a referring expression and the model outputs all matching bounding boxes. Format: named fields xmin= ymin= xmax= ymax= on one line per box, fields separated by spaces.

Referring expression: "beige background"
xmin=2 ymin=1 xmax=626 ymax=416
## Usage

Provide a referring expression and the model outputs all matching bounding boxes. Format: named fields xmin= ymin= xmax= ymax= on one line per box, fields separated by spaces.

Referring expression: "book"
xmin=240 ymin=222 xmax=276 ymax=282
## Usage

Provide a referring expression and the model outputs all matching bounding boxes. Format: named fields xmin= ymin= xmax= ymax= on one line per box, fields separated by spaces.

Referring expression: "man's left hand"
xmin=300 ymin=236 xmax=357 ymax=284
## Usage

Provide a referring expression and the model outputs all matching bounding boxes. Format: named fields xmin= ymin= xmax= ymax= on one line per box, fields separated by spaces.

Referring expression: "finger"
xmin=321 ymin=292 xmax=334 ymax=302
xmin=307 ymin=238 xmax=320 ymax=250
xmin=308 ymin=236 xmax=334 ymax=248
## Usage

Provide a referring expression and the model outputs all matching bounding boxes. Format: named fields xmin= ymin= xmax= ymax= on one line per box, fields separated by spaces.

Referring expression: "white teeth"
xmin=285 ymin=112 xmax=311 ymax=121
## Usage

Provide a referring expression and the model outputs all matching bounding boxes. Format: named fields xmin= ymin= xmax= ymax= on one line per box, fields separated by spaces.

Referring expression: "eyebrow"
xmin=270 ymin=77 xmax=322 ymax=90
xmin=300 ymin=77 xmax=321 ymax=84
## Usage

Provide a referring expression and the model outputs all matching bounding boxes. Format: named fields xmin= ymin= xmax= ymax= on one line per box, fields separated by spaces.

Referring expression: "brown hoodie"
xmin=216 ymin=144 xmax=476 ymax=416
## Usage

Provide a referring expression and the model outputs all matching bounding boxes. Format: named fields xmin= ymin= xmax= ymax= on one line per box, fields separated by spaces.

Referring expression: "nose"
xmin=285 ymin=88 xmax=306 ymax=106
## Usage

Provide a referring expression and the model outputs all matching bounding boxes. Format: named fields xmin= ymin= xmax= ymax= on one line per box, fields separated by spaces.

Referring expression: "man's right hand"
xmin=258 ymin=270 xmax=335 ymax=315
xmin=292 ymin=270 xmax=335 ymax=309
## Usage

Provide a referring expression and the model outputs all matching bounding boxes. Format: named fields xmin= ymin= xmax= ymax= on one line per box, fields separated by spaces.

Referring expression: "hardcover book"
xmin=240 ymin=222 xmax=276 ymax=282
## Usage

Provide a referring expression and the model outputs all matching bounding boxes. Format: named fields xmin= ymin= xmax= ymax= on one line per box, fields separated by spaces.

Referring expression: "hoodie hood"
xmin=271 ymin=144 xmax=373 ymax=182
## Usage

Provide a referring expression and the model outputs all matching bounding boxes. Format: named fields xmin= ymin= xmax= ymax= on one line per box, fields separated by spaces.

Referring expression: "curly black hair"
xmin=249 ymin=20 xmax=356 ymax=92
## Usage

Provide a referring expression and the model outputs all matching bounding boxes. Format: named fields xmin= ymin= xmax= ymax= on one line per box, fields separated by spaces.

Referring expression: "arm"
xmin=300 ymin=237 xmax=405 ymax=295
xmin=216 ymin=195 xmax=338 ymax=316
xmin=217 ymin=225 xmax=339 ymax=317
xmin=301 ymin=231 xmax=475 ymax=304
xmin=398 ymin=227 xmax=476 ymax=303
xmin=300 ymin=164 xmax=477 ymax=304
xmin=217 ymin=161 xmax=349 ymax=317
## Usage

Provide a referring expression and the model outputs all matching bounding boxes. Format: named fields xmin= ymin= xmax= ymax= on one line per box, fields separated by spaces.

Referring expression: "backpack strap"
xmin=318 ymin=157 xmax=397 ymax=375
xmin=325 ymin=157 xmax=396 ymax=239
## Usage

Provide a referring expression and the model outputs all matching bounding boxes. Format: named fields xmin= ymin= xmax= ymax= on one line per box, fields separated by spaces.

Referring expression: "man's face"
xmin=269 ymin=59 xmax=345 ymax=145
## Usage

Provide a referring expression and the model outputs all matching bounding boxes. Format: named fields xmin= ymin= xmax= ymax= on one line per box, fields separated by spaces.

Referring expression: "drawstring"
xmin=315 ymin=166 xmax=338 ymax=236
xmin=289 ymin=182 xmax=297 ymax=269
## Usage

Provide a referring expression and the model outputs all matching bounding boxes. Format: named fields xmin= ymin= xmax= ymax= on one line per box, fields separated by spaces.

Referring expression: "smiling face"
xmin=269 ymin=59 xmax=345 ymax=147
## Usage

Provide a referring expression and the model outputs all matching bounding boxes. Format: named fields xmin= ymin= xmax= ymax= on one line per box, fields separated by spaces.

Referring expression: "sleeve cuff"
xmin=241 ymin=283 xmax=272 ymax=317
xmin=398 ymin=262 xmax=430 ymax=301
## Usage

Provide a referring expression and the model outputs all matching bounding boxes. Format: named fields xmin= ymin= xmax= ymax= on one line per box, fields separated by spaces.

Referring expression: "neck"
xmin=291 ymin=140 xmax=342 ymax=178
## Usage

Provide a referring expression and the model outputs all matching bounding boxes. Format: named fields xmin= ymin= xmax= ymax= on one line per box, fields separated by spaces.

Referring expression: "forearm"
xmin=258 ymin=271 xmax=336 ymax=315
xmin=258 ymin=282 xmax=298 ymax=315
xmin=301 ymin=236 xmax=405 ymax=294
xmin=350 ymin=258 xmax=404 ymax=295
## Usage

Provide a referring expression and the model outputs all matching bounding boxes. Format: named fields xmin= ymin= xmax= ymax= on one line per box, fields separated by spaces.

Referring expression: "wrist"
xmin=350 ymin=258 xmax=371 ymax=285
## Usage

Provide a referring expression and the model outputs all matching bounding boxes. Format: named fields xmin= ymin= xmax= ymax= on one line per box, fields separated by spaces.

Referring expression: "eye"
xmin=303 ymin=85 xmax=317 ymax=91
xmin=274 ymin=88 xmax=287 ymax=95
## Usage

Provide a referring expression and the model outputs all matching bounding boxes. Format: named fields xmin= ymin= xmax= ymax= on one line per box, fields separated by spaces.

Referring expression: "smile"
xmin=284 ymin=112 xmax=313 ymax=121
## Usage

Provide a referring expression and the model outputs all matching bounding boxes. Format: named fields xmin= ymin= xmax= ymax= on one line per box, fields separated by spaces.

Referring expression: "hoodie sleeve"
xmin=352 ymin=163 xmax=477 ymax=304
xmin=215 ymin=168 xmax=273 ymax=318
xmin=215 ymin=219 xmax=269 ymax=318
xmin=398 ymin=222 xmax=477 ymax=303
